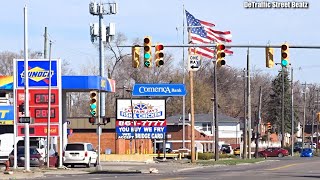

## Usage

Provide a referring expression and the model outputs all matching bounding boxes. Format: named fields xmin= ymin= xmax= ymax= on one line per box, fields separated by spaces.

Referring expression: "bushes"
xmin=197 ymin=153 xmax=236 ymax=160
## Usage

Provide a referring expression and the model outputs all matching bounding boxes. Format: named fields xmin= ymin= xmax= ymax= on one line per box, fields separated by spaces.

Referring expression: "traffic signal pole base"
xmin=95 ymin=164 xmax=102 ymax=171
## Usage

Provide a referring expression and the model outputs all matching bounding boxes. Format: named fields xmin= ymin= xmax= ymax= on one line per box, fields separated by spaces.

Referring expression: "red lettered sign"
xmin=17 ymin=124 xmax=59 ymax=137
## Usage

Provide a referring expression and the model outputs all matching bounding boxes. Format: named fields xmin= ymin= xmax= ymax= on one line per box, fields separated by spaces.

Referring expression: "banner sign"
xmin=116 ymin=99 xmax=165 ymax=120
xmin=116 ymin=120 xmax=166 ymax=127
xmin=116 ymin=126 xmax=166 ymax=134
xmin=0 ymin=105 xmax=14 ymax=125
xmin=16 ymin=59 xmax=58 ymax=87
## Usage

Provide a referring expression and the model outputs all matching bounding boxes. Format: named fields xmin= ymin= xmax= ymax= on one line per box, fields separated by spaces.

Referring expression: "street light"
xmin=125 ymin=88 xmax=137 ymax=154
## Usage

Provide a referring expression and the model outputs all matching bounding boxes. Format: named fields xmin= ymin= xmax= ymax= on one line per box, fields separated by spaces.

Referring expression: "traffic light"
xmin=89 ymin=91 xmax=97 ymax=117
xmin=19 ymin=102 xmax=25 ymax=115
xmin=144 ymin=36 xmax=152 ymax=68
xmin=132 ymin=45 xmax=140 ymax=68
xmin=155 ymin=43 xmax=164 ymax=67
xmin=281 ymin=43 xmax=289 ymax=67
xmin=265 ymin=47 xmax=274 ymax=68
xmin=216 ymin=43 xmax=226 ymax=67
xmin=267 ymin=122 xmax=272 ymax=132
xmin=88 ymin=117 xmax=96 ymax=125
xmin=102 ymin=117 xmax=111 ymax=125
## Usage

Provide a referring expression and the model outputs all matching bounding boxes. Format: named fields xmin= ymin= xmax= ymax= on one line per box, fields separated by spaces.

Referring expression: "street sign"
xmin=18 ymin=117 xmax=31 ymax=123
xmin=188 ymin=55 xmax=201 ymax=72
xmin=132 ymin=84 xmax=187 ymax=96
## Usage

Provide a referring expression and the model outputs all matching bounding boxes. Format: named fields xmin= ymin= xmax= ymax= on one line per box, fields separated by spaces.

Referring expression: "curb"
xmin=173 ymin=166 xmax=204 ymax=172
xmin=89 ymin=170 xmax=142 ymax=174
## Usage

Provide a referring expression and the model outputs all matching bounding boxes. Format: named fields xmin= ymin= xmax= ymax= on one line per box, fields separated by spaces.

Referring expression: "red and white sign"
xmin=16 ymin=89 xmax=59 ymax=123
xmin=116 ymin=120 xmax=166 ymax=127
xmin=17 ymin=124 xmax=59 ymax=137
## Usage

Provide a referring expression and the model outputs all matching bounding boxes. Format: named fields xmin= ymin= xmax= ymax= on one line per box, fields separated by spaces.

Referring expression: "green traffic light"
xmin=144 ymin=53 xmax=151 ymax=59
xmin=144 ymin=61 xmax=151 ymax=67
xmin=281 ymin=59 xmax=288 ymax=67
xmin=90 ymin=104 xmax=96 ymax=109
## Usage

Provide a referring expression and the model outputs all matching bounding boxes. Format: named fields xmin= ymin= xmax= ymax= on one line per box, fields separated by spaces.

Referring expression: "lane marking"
xmin=160 ymin=178 xmax=185 ymax=180
xmin=265 ymin=163 xmax=299 ymax=171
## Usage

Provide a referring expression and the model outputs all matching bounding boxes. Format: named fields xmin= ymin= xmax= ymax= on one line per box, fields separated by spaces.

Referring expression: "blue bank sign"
xmin=132 ymin=84 xmax=187 ymax=96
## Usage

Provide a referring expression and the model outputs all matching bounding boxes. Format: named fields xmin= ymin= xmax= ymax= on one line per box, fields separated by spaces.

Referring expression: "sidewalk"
xmin=0 ymin=160 xmax=203 ymax=179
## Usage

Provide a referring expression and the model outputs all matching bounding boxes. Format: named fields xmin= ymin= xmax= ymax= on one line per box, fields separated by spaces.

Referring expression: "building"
xmin=165 ymin=113 xmax=241 ymax=152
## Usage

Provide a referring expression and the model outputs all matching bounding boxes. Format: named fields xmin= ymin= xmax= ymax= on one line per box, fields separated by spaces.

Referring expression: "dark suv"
xmin=293 ymin=142 xmax=303 ymax=153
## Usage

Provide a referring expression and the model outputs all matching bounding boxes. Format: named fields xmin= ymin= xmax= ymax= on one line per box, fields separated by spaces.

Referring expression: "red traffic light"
xmin=218 ymin=44 xmax=225 ymax=50
xmin=144 ymin=38 xmax=150 ymax=44
xmin=155 ymin=44 xmax=164 ymax=51
xmin=90 ymin=92 xmax=97 ymax=98
xmin=281 ymin=44 xmax=288 ymax=51
xmin=89 ymin=117 xmax=95 ymax=124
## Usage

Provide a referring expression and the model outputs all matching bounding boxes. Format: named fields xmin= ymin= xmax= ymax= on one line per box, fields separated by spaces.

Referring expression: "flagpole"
xmin=182 ymin=4 xmax=186 ymax=149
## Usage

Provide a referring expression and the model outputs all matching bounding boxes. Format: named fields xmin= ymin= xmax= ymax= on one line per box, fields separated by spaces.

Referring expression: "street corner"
xmin=1 ymin=169 xmax=44 ymax=180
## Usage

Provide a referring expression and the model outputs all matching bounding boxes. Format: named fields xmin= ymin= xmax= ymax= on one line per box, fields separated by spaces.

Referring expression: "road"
xmin=37 ymin=157 xmax=320 ymax=180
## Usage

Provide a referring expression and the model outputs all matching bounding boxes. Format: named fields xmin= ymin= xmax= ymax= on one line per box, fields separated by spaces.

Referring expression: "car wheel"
xmin=71 ymin=164 xmax=75 ymax=168
xmin=278 ymin=153 xmax=284 ymax=157
xmin=86 ymin=158 xmax=91 ymax=168
xmin=94 ymin=159 xmax=97 ymax=167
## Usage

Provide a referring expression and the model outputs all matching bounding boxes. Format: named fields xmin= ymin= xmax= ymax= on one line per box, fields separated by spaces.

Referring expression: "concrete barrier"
xmin=100 ymin=154 xmax=154 ymax=163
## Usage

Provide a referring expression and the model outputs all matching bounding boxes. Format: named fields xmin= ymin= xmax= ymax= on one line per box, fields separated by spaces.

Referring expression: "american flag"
xmin=185 ymin=10 xmax=233 ymax=59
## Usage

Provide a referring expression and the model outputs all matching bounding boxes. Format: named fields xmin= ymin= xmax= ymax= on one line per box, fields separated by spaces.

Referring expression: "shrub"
xmin=219 ymin=154 xmax=236 ymax=159
xmin=198 ymin=153 xmax=213 ymax=160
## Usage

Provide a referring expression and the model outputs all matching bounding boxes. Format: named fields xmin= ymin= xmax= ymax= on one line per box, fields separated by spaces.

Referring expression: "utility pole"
xmin=242 ymin=69 xmax=247 ymax=159
xmin=291 ymin=67 xmax=294 ymax=156
xmin=44 ymin=27 xmax=48 ymax=58
xmin=317 ymin=90 xmax=319 ymax=154
xmin=214 ymin=58 xmax=219 ymax=161
xmin=23 ymin=5 xmax=30 ymax=171
xmin=281 ymin=67 xmax=285 ymax=148
xmin=182 ymin=5 xmax=186 ymax=149
xmin=255 ymin=86 xmax=262 ymax=158
xmin=247 ymin=48 xmax=252 ymax=159
xmin=89 ymin=1 xmax=117 ymax=170
xmin=302 ymin=82 xmax=307 ymax=149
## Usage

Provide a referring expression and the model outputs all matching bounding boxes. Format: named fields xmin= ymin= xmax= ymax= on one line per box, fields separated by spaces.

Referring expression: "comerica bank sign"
xmin=132 ymin=84 xmax=187 ymax=96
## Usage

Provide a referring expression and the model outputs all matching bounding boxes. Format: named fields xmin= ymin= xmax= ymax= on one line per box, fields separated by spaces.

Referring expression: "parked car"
xmin=300 ymin=148 xmax=313 ymax=157
xmin=63 ymin=142 xmax=98 ymax=168
xmin=233 ymin=147 xmax=240 ymax=156
xmin=258 ymin=147 xmax=289 ymax=157
xmin=221 ymin=144 xmax=233 ymax=154
xmin=158 ymin=148 xmax=173 ymax=153
xmin=9 ymin=147 xmax=44 ymax=167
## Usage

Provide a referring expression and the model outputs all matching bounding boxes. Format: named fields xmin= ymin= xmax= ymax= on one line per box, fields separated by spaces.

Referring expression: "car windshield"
xmin=66 ymin=144 xmax=85 ymax=151
xmin=13 ymin=148 xmax=39 ymax=155
xmin=302 ymin=148 xmax=312 ymax=152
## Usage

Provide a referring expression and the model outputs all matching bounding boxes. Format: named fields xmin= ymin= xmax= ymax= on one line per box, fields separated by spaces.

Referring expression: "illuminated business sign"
xmin=17 ymin=124 xmax=59 ymax=137
xmin=16 ymin=88 xmax=59 ymax=123
xmin=0 ymin=105 xmax=14 ymax=125
xmin=116 ymin=99 xmax=165 ymax=120
xmin=15 ymin=59 xmax=59 ymax=87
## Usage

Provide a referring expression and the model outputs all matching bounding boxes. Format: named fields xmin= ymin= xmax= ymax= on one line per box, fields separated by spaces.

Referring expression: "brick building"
xmin=66 ymin=113 xmax=241 ymax=154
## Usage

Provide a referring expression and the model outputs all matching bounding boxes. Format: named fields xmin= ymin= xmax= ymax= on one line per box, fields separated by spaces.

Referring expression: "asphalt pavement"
xmin=2 ymin=157 xmax=320 ymax=180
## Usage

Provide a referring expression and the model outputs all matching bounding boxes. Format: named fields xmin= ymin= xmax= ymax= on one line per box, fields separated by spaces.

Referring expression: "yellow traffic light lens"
xmin=159 ymin=52 xmax=164 ymax=58
xmin=144 ymin=46 xmax=150 ymax=52
xmin=91 ymin=99 xmax=97 ymax=104
xmin=221 ymin=52 xmax=226 ymax=58
xmin=282 ymin=52 xmax=287 ymax=59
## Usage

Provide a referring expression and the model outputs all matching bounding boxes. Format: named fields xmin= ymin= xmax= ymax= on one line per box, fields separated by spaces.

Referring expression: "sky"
xmin=1 ymin=0 xmax=320 ymax=83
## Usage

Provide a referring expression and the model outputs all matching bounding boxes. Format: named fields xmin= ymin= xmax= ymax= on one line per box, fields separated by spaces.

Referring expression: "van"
xmin=63 ymin=142 xmax=98 ymax=168
xmin=0 ymin=133 xmax=23 ymax=163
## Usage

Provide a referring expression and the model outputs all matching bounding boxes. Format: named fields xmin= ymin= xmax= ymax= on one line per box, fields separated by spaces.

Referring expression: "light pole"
xmin=210 ymin=98 xmax=215 ymax=154
xmin=125 ymin=88 xmax=137 ymax=154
